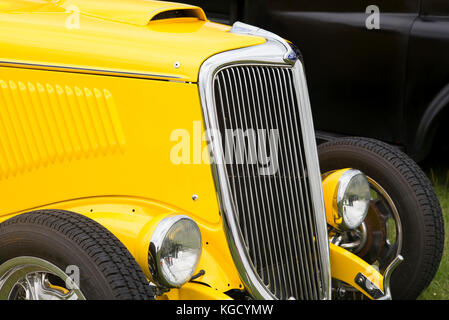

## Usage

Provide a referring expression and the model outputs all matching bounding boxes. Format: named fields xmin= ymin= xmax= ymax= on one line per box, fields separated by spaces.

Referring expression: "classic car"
xmin=182 ymin=0 xmax=449 ymax=163
xmin=0 ymin=0 xmax=444 ymax=300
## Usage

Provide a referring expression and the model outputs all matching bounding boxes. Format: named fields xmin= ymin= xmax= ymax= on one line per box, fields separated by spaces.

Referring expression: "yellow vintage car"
xmin=0 ymin=0 xmax=444 ymax=300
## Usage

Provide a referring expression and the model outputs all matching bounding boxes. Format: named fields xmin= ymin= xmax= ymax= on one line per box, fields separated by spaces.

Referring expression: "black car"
xmin=183 ymin=0 xmax=449 ymax=162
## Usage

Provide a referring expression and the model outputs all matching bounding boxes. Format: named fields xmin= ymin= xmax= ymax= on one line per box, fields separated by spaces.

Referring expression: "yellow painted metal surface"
xmin=322 ymin=169 xmax=348 ymax=229
xmin=0 ymin=64 xmax=244 ymax=294
xmin=0 ymin=67 xmax=220 ymax=223
xmin=0 ymin=80 xmax=125 ymax=178
xmin=0 ymin=0 xmax=59 ymax=12
xmin=59 ymin=0 xmax=208 ymax=26
xmin=0 ymin=196 xmax=243 ymax=293
xmin=159 ymin=282 xmax=233 ymax=300
xmin=329 ymin=243 xmax=384 ymax=300
xmin=0 ymin=0 xmax=265 ymax=82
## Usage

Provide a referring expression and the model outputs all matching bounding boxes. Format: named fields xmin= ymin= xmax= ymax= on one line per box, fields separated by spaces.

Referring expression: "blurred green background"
xmin=418 ymin=149 xmax=449 ymax=300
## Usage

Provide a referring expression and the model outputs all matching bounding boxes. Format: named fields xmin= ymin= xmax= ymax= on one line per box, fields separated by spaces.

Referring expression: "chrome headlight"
xmin=148 ymin=216 xmax=202 ymax=288
xmin=336 ymin=169 xmax=371 ymax=230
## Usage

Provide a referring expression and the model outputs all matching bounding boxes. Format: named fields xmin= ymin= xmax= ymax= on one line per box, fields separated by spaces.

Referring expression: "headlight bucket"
xmin=323 ymin=169 xmax=371 ymax=231
xmin=148 ymin=215 xmax=202 ymax=288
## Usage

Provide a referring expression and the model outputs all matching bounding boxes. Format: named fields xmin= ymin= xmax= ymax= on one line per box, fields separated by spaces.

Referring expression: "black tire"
xmin=0 ymin=210 xmax=154 ymax=300
xmin=318 ymin=137 xmax=444 ymax=300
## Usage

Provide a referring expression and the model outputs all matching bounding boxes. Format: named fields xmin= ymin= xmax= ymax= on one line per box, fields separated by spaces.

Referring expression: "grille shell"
xmin=212 ymin=65 xmax=325 ymax=300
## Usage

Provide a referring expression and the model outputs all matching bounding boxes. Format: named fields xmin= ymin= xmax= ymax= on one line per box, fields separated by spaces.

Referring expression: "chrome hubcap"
xmin=0 ymin=257 xmax=85 ymax=300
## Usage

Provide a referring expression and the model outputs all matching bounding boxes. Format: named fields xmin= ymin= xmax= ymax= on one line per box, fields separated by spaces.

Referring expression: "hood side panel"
xmin=0 ymin=1 xmax=266 ymax=82
xmin=60 ymin=0 xmax=207 ymax=26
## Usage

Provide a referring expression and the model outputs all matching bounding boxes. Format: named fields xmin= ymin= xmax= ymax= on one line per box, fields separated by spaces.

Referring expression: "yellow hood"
xmin=0 ymin=0 xmax=265 ymax=82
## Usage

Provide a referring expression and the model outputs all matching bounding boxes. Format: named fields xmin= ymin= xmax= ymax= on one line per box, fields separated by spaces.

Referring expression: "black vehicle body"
xmin=184 ymin=0 xmax=449 ymax=162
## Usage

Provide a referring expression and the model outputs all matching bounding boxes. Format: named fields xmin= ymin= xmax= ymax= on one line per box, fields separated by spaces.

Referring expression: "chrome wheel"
xmin=0 ymin=257 xmax=85 ymax=300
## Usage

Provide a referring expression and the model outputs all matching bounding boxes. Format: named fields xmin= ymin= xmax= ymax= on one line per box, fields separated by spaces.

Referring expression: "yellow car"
xmin=0 ymin=0 xmax=444 ymax=300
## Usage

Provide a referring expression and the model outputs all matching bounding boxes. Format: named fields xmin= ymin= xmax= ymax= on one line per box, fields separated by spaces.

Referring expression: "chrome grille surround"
xmin=198 ymin=22 xmax=331 ymax=300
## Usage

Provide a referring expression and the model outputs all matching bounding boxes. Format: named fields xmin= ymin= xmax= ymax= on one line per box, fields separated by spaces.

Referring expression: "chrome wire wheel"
xmin=0 ymin=256 xmax=85 ymax=300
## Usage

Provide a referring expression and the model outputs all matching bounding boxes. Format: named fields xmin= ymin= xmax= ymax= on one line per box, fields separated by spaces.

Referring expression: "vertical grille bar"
xmin=281 ymin=68 xmax=319 ymax=298
xmin=213 ymin=64 xmax=326 ymax=300
xmin=256 ymin=67 xmax=287 ymax=298
xmin=262 ymin=67 xmax=297 ymax=299
xmin=246 ymin=67 xmax=281 ymax=292
xmin=271 ymin=67 xmax=309 ymax=299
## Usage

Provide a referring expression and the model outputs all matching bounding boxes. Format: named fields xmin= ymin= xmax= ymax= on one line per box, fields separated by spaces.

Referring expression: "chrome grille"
xmin=213 ymin=65 xmax=325 ymax=300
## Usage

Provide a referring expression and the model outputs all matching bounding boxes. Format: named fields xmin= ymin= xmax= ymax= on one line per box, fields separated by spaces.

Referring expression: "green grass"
xmin=419 ymin=168 xmax=449 ymax=300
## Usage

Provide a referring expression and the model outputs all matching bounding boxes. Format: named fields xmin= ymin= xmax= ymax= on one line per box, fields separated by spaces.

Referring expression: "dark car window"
xmin=265 ymin=0 xmax=419 ymax=13
xmin=177 ymin=0 xmax=229 ymax=14
xmin=422 ymin=0 xmax=449 ymax=16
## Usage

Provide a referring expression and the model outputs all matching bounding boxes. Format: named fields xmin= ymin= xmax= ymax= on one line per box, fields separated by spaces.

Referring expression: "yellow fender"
xmin=0 ymin=196 xmax=244 ymax=294
xmin=159 ymin=282 xmax=233 ymax=300
xmin=330 ymin=243 xmax=403 ymax=300
xmin=330 ymin=243 xmax=384 ymax=299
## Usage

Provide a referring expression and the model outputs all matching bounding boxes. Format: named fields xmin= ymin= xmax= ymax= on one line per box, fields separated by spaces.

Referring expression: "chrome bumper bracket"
xmin=376 ymin=255 xmax=404 ymax=300
xmin=355 ymin=273 xmax=384 ymax=299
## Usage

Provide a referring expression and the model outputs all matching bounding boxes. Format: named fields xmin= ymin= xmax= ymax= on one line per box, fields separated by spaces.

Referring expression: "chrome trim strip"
xmin=229 ymin=22 xmax=296 ymax=64
xmin=291 ymin=61 xmax=332 ymax=299
xmin=0 ymin=60 xmax=183 ymax=81
xmin=198 ymin=22 xmax=331 ymax=300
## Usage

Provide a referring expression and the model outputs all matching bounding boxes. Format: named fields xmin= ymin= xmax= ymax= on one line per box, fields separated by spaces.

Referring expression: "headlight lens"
xmin=148 ymin=216 xmax=202 ymax=288
xmin=336 ymin=169 xmax=371 ymax=230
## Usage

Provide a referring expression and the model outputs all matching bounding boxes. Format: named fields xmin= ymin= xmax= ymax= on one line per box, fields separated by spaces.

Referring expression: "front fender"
xmin=0 ymin=196 xmax=243 ymax=294
xmin=330 ymin=243 xmax=403 ymax=300
xmin=159 ymin=282 xmax=233 ymax=300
